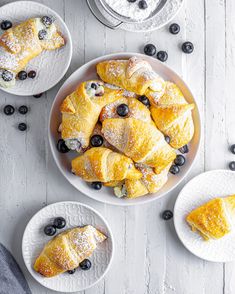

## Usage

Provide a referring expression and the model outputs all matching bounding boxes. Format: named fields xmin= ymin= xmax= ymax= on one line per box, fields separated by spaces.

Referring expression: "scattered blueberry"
xmin=156 ymin=51 xmax=168 ymax=62
xmin=57 ymin=139 xmax=70 ymax=153
xmin=164 ymin=135 xmax=170 ymax=144
xmin=90 ymin=135 xmax=103 ymax=147
xmin=144 ymin=44 xmax=156 ymax=56
xmin=33 ymin=93 xmax=43 ymax=98
xmin=53 ymin=217 xmax=66 ymax=229
xmin=44 ymin=224 xmax=56 ymax=236
xmin=28 ymin=70 xmax=36 ymax=79
xmin=179 ymin=145 xmax=189 ymax=154
xmin=169 ymin=23 xmax=180 ymax=35
xmin=117 ymin=103 xmax=129 ymax=117
xmin=1 ymin=20 xmax=12 ymax=30
xmin=41 ymin=16 xmax=53 ymax=28
xmin=170 ymin=164 xmax=180 ymax=175
xmin=18 ymin=123 xmax=27 ymax=131
xmin=174 ymin=154 xmax=186 ymax=166
xmin=67 ymin=268 xmax=76 ymax=274
xmin=2 ymin=70 xmax=13 ymax=82
xmin=138 ymin=0 xmax=148 ymax=9
xmin=38 ymin=29 xmax=47 ymax=40
xmin=17 ymin=71 xmax=27 ymax=80
xmin=138 ymin=95 xmax=150 ymax=107
xmin=90 ymin=83 xmax=97 ymax=89
xmin=162 ymin=210 xmax=173 ymax=221
xmin=18 ymin=105 xmax=28 ymax=115
xmin=182 ymin=42 xmax=194 ymax=54
xmin=230 ymin=144 xmax=235 ymax=154
xmin=229 ymin=161 xmax=235 ymax=171
xmin=4 ymin=105 xmax=15 ymax=115
xmin=79 ymin=259 xmax=92 ymax=270
xmin=91 ymin=182 xmax=102 ymax=190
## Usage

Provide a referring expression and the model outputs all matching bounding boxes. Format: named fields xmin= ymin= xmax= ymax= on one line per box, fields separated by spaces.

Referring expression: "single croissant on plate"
xmin=34 ymin=225 xmax=106 ymax=277
xmin=60 ymin=80 xmax=124 ymax=152
xmin=71 ymin=147 xmax=142 ymax=182
xmin=0 ymin=17 xmax=65 ymax=88
xmin=102 ymin=118 xmax=176 ymax=174
xmin=186 ymin=195 xmax=235 ymax=240
xmin=96 ymin=56 xmax=165 ymax=103
xmin=150 ymin=82 xmax=195 ymax=149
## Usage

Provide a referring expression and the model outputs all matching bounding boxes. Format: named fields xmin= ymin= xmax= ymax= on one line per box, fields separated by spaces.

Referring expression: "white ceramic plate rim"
xmin=22 ymin=201 xmax=114 ymax=292
xmin=173 ymin=169 xmax=235 ymax=262
xmin=0 ymin=1 xmax=73 ymax=96
xmin=48 ymin=52 xmax=201 ymax=206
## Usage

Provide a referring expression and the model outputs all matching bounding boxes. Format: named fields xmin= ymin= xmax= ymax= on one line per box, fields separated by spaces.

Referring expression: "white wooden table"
xmin=1 ymin=0 xmax=234 ymax=293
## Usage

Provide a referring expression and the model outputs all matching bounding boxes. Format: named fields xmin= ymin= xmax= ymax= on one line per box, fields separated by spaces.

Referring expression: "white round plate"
xmin=22 ymin=201 xmax=114 ymax=292
xmin=0 ymin=1 xmax=72 ymax=96
xmin=49 ymin=52 xmax=201 ymax=206
xmin=174 ymin=170 xmax=235 ymax=262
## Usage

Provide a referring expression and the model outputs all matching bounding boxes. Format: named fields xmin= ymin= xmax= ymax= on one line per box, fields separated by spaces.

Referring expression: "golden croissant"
xmin=96 ymin=56 xmax=165 ymax=102
xmin=71 ymin=147 xmax=142 ymax=182
xmin=102 ymin=118 xmax=176 ymax=173
xmin=60 ymin=81 xmax=124 ymax=151
xmin=0 ymin=17 xmax=65 ymax=88
xmin=150 ymin=82 xmax=195 ymax=149
xmin=34 ymin=225 xmax=106 ymax=277
xmin=186 ymin=195 xmax=235 ymax=240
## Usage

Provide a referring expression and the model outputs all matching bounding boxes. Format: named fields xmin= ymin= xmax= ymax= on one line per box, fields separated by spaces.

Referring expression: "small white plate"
xmin=174 ymin=170 xmax=235 ymax=262
xmin=0 ymin=1 xmax=72 ymax=96
xmin=22 ymin=201 xmax=114 ymax=292
xmin=49 ymin=52 xmax=201 ymax=206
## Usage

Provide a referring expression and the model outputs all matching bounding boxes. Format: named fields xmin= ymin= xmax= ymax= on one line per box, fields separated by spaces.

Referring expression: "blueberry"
xmin=3 ymin=105 xmax=15 ymax=115
xmin=90 ymin=83 xmax=97 ymax=89
xmin=28 ymin=70 xmax=36 ymax=79
xmin=170 ymin=164 xmax=180 ymax=175
xmin=18 ymin=105 xmax=28 ymax=115
xmin=17 ymin=71 xmax=27 ymax=80
xmin=33 ymin=93 xmax=43 ymax=98
xmin=138 ymin=0 xmax=148 ymax=9
xmin=117 ymin=104 xmax=129 ymax=117
xmin=67 ymin=268 xmax=76 ymax=274
xmin=53 ymin=217 xmax=66 ymax=229
xmin=182 ymin=42 xmax=194 ymax=54
xmin=179 ymin=145 xmax=189 ymax=154
xmin=91 ymin=182 xmax=102 ymax=190
xmin=79 ymin=259 xmax=92 ymax=270
xmin=144 ymin=44 xmax=156 ymax=56
xmin=44 ymin=224 xmax=56 ymax=236
xmin=229 ymin=161 xmax=235 ymax=171
xmin=174 ymin=155 xmax=185 ymax=166
xmin=2 ymin=70 xmax=13 ymax=82
xmin=164 ymin=135 xmax=170 ymax=144
xmin=230 ymin=144 xmax=235 ymax=154
xmin=127 ymin=0 xmax=137 ymax=2
xmin=90 ymin=135 xmax=103 ymax=147
xmin=18 ymin=123 xmax=27 ymax=131
xmin=162 ymin=210 xmax=173 ymax=220
xmin=38 ymin=29 xmax=47 ymax=40
xmin=1 ymin=20 xmax=12 ymax=30
xmin=57 ymin=139 xmax=70 ymax=153
xmin=169 ymin=23 xmax=180 ymax=35
xmin=41 ymin=16 xmax=53 ymax=28
xmin=156 ymin=51 xmax=168 ymax=62
xmin=138 ymin=95 xmax=150 ymax=107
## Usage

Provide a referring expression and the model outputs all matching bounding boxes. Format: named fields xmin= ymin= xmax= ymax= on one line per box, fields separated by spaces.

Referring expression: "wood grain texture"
xmin=0 ymin=0 xmax=234 ymax=293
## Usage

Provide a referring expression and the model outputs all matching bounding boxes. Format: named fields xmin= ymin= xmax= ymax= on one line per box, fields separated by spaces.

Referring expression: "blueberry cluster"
xmin=127 ymin=0 xmax=148 ymax=10
xmin=3 ymin=104 xmax=29 ymax=131
xmin=228 ymin=144 xmax=235 ymax=171
xmin=18 ymin=70 xmax=37 ymax=81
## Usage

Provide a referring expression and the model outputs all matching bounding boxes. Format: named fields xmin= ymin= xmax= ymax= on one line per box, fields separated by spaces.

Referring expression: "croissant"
xmin=102 ymin=118 xmax=176 ymax=173
xmin=150 ymin=82 xmax=195 ymax=149
xmin=60 ymin=81 xmax=123 ymax=152
xmin=71 ymin=147 xmax=142 ymax=182
xmin=34 ymin=225 xmax=106 ymax=277
xmin=186 ymin=195 xmax=235 ymax=240
xmin=96 ymin=57 xmax=165 ymax=102
xmin=0 ymin=17 xmax=65 ymax=88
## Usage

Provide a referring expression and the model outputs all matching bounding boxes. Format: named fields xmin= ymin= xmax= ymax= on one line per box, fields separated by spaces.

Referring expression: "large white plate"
xmin=22 ymin=201 xmax=114 ymax=292
xmin=174 ymin=170 xmax=235 ymax=262
xmin=0 ymin=1 xmax=72 ymax=96
xmin=49 ymin=52 xmax=201 ymax=206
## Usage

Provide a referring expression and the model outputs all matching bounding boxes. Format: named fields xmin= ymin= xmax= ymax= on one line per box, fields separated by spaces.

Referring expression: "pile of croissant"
xmin=59 ymin=56 xmax=195 ymax=199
